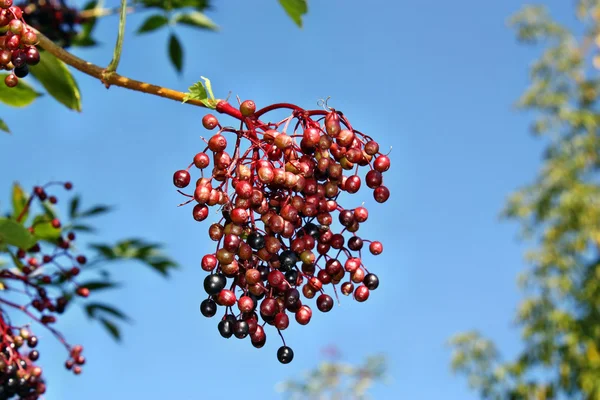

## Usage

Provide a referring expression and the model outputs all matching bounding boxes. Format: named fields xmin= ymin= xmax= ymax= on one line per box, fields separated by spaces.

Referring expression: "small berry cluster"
xmin=0 ymin=0 xmax=40 ymax=87
xmin=18 ymin=0 xmax=82 ymax=48
xmin=173 ymin=100 xmax=390 ymax=363
xmin=0 ymin=181 xmax=87 ymax=387
xmin=0 ymin=323 xmax=46 ymax=400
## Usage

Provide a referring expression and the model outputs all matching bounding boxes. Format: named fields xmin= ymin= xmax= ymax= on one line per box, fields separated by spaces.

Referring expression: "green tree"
xmin=277 ymin=347 xmax=388 ymax=400
xmin=451 ymin=2 xmax=600 ymax=399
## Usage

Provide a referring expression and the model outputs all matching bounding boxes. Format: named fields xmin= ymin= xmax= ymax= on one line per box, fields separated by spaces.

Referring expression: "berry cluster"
xmin=0 ymin=0 xmax=40 ymax=87
xmin=18 ymin=0 xmax=82 ymax=48
xmin=0 ymin=324 xmax=46 ymax=400
xmin=173 ymin=100 xmax=390 ymax=363
xmin=0 ymin=181 xmax=88 ymax=392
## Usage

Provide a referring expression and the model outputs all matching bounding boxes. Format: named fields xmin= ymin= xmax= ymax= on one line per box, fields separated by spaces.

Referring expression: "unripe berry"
xmin=354 ymin=285 xmax=370 ymax=302
xmin=173 ymin=170 xmax=191 ymax=188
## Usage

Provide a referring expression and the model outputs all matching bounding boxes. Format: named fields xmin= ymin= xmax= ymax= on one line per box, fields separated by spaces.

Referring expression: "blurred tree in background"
xmin=451 ymin=1 xmax=600 ymax=399
xmin=277 ymin=346 xmax=388 ymax=400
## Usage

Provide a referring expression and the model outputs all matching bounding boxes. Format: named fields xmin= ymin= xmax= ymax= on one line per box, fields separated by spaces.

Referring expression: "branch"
xmin=35 ymin=31 xmax=211 ymax=108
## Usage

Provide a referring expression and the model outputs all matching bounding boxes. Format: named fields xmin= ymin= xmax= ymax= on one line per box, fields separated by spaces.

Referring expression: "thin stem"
xmin=105 ymin=0 xmax=128 ymax=74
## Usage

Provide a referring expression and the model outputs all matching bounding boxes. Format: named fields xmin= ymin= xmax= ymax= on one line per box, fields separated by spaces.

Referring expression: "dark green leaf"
xmin=30 ymin=51 xmax=82 ymax=111
xmin=278 ymin=0 xmax=307 ymax=27
xmin=0 ymin=118 xmax=9 ymax=133
xmin=78 ymin=204 xmax=113 ymax=218
xmin=69 ymin=224 xmax=96 ymax=233
xmin=0 ymin=218 xmax=37 ymax=249
xmin=89 ymin=244 xmax=116 ymax=259
xmin=72 ymin=0 xmax=100 ymax=47
xmin=11 ymin=183 xmax=29 ymax=224
xmin=174 ymin=11 xmax=218 ymax=31
xmin=140 ymin=0 xmax=209 ymax=11
xmin=99 ymin=318 xmax=121 ymax=341
xmin=79 ymin=281 xmax=120 ymax=291
xmin=0 ymin=74 xmax=42 ymax=107
xmin=137 ymin=14 xmax=169 ymax=34
xmin=85 ymin=302 xmax=131 ymax=321
xmin=168 ymin=33 xmax=183 ymax=73
xmin=69 ymin=196 xmax=80 ymax=219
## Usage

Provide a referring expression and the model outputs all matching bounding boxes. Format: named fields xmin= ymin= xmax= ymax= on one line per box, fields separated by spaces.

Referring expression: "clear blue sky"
xmin=0 ymin=0 xmax=577 ymax=398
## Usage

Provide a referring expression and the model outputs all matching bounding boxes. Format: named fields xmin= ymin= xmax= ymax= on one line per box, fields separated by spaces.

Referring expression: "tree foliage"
xmin=450 ymin=2 xmax=600 ymax=399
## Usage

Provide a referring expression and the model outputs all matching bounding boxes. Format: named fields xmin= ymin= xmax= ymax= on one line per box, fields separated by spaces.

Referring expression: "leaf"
xmin=137 ymin=14 xmax=169 ymax=34
xmin=168 ymin=33 xmax=183 ymax=73
xmin=174 ymin=11 xmax=218 ymax=31
xmin=77 ymin=204 xmax=113 ymax=218
xmin=69 ymin=224 xmax=96 ymax=233
xmin=278 ymin=0 xmax=307 ymax=27
xmin=182 ymin=76 xmax=218 ymax=108
xmin=31 ymin=216 xmax=61 ymax=242
xmin=99 ymin=318 xmax=121 ymax=341
xmin=0 ymin=118 xmax=9 ymax=134
xmin=78 ymin=280 xmax=120 ymax=291
xmin=85 ymin=302 xmax=131 ymax=321
xmin=29 ymin=51 xmax=82 ymax=111
xmin=72 ymin=0 xmax=100 ymax=47
xmin=69 ymin=196 xmax=80 ymax=219
xmin=140 ymin=0 xmax=209 ymax=11
xmin=11 ymin=183 xmax=29 ymax=224
xmin=0 ymin=74 xmax=42 ymax=107
xmin=0 ymin=218 xmax=37 ymax=249
xmin=89 ymin=239 xmax=178 ymax=276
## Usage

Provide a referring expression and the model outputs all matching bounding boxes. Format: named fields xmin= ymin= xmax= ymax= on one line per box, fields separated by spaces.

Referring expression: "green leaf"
xmin=69 ymin=224 xmax=96 ymax=233
xmin=72 ymin=0 xmax=100 ymax=47
xmin=99 ymin=317 xmax=121 ymax=341
xmin=85 ymin=302 xmax=131 ymax=321
xmin=11 ymin=183 xmax=29 ymax=224
xmin=0 ymin=74 xmax=42 ymax=107
xmin=140 ymin=0 xmax=209 ymax=11
xmin=0 ymin=118 xmax=9 ymax=133
xmin=79 ymin=281 xmax=120 ymax=291
xmin=168 ymin=33 xmax=183 ymax=73
xmin=174 ymin=11 xmax=218 ymax=31
xmin=278 ymin=0 xmax=307 ymax=27
xmin=69 ymin=196 xmax=80 ymax=219
xmin=89 ymin=239 xmax=179 ymax=276
xmin=182 ymin=76 xmax=218 ymax=108
xmin=137 ymin=14 xmax=169 ymax=34
xmin=78 ymin=204 xmax=113 ymax=218
xmin=30 ymin=51 xmax=82 ymax=111
xmin=0 ymin=218 xmax=37 ymax=249
xmin=31 ymin=215 xmax=61 ymax=241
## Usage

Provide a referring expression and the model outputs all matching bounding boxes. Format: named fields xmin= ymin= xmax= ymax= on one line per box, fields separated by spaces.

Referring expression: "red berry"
xmin=373 ymin=155 xmax=390 ymax=172
xmin=373 ymin=185 xmax=390 ymax=203
xmin=201 ymin=254 xmax=217 ymax=271
xmin=192 ymin=204 xmax=209 ymax=221
xmin=202 ymin=114 xmax=219 ymax=130
xmin=240 ymin=100 xmax=256 ymax=117
xmin=4 ymin=73 xmax=17 ymax=87
xmin=274 ymin=312 xmax=289 ymax=330
xmin=193 ymin=152 xmax=210 ymax=169
xmin=295 ymin=305 xmax=312 ymax=325
xmin=173 ymin=170 xmax=191 ymax=188
xmin=217 ymin=289 xmax=237 ymax=307
xmin=208 ymin=134 xmax=227 ymax=152
xmin=369 ymin=241 xmax=383 ymax=255
xmin=354 ymin=285 xmax=370 ymax=302
xmin=237 ymin=295 xmax=255 ymax=312
xmin=76 ymin=287 xmax=90 ymax=297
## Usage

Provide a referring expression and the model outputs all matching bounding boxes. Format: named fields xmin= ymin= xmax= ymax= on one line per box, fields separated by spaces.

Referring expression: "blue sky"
xmin=0 ymin=0 xmax=577 ymax=399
